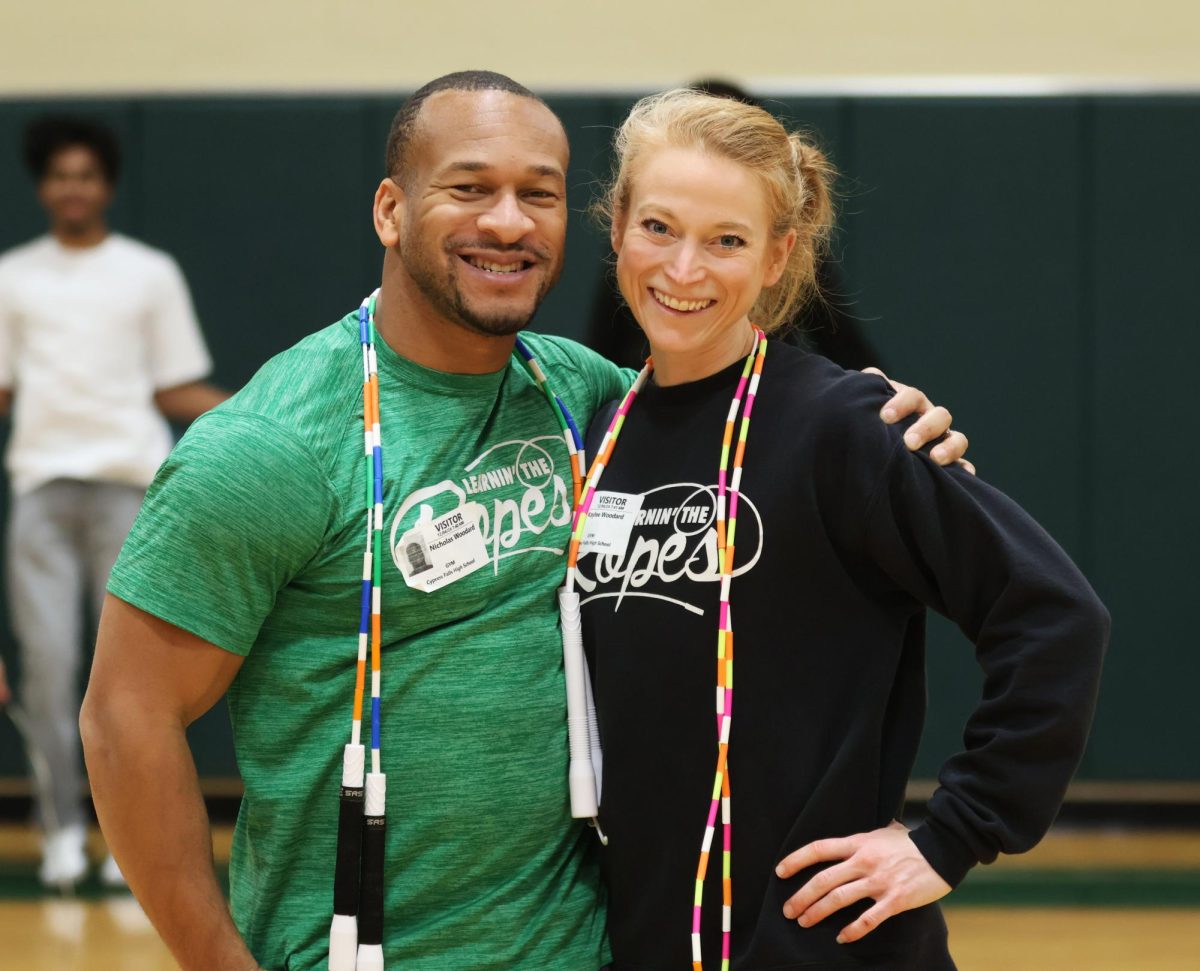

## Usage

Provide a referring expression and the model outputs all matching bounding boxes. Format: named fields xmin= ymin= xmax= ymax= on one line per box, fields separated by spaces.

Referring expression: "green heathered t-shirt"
xmin=108 ymin=312 xmax=632 ymax=971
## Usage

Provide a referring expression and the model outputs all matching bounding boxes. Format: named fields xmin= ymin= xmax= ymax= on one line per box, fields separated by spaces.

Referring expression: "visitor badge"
xmin=578 ymin=491 xmax=644 ymax=556
xmin=397 ymin=507 xmax=489 ymax=593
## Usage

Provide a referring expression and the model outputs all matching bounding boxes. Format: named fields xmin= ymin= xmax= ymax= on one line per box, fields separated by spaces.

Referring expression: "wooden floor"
xmin=1 ymin=897 xmax=176 ymax=971
xmin=1 ymin=826 xmax=1197 ymax=970
xmin=947 ymin=909 xmax=1200 ymax=970
xmin=2 ymin=901 xmax=1197 ymax=970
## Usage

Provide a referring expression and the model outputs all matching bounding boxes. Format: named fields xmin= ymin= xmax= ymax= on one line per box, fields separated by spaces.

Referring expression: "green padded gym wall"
xmin=0 ymin=92 xmax=1196 ymax=786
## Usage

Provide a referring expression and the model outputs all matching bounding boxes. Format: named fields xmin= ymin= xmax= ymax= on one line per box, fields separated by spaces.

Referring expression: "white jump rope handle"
xmin=328 ymin=915 xmax=358 ymax=971
xmin=352 ymin=940 xmax=381 ymax=964
xmin=582 ymin=653 xmax=603 ymax=805
xmin=355 ymin=772 xmax=387 ymax=971
xmin=356 ymin=944 xmax=384 ymax=971
xmin=558 ymin=587 xmax=598 ymax=818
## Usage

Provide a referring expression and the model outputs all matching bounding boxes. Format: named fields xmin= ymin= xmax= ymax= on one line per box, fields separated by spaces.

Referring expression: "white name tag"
xmin=579 ymin=491 xmax=644 ymax=556
xmin=397 ymin=507 xmax=489 ymax=593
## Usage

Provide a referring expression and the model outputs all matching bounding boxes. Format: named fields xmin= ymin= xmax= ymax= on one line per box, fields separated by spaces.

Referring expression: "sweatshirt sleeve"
xmin=856 ymin=432 xmax=1109 ymax=887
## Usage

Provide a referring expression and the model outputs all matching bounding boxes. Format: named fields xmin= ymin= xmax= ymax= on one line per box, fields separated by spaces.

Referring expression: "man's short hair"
xmin=385 ymin=71 xmax=551 ymax=183
xmin=24 ymin=116 xmax=121 ymax=185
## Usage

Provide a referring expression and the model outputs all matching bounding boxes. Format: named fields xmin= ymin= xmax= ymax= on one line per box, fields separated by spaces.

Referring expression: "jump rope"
xmin=327 ymin=289 xmax=766 ymax=971
xmin=562 ymin=329 xmax=767 ymax=971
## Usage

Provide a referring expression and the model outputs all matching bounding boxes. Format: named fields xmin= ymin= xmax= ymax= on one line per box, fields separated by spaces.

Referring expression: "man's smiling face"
xmin=394 ymin=89 xmax=570 ymax=337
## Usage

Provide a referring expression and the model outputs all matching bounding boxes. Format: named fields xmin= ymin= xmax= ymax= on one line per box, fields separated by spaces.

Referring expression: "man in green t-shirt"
xmin=79 ymin=72 xmax=966 ymax=971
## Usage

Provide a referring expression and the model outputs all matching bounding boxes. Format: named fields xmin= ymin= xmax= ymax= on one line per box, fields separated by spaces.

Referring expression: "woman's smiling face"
xmin=612 ymin=145 xmax=793 ymax=380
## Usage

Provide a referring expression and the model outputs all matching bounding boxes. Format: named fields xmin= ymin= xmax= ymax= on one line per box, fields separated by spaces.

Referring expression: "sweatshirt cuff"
xmin=907 ymin=817 xmax=980 ymax=889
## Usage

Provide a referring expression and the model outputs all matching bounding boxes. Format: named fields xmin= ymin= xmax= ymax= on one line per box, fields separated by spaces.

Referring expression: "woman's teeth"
xmin=652 ymin=289 xmax=712 ymax=312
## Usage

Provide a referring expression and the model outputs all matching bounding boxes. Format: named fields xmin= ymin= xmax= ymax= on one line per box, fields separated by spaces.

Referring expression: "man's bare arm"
xmin=0 ymin=388 xmax=11 ymax=418
xmin=154 ymin=380 xmax=230 ymax=422
xmin=81 ymin=594 xmax=264 ymax=971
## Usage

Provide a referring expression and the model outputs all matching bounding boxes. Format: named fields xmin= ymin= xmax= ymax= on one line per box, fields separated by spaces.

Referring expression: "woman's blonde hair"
xmin=595 ymin=88 xmax=836 ymax=333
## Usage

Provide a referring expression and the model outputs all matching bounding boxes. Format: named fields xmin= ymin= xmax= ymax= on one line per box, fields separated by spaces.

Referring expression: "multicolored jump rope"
xmin=562 ymin=329 xmax=767 ymax=971
xmin=327 ymin=291 xmax=766 ymax=970
xmin=326 ymin=294 xmax=592 ymax=971
xmin=328 ymin=293 xmax=387 ymax=971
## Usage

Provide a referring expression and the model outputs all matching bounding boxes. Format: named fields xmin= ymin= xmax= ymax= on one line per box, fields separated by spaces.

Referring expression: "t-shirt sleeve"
xmin=108 ymin=409 xmax=335 ymax=655
xmin=583 ymin=352 xmax=638 ymax=407
xmin=839 ymin=398 xmax=1109 ymax=887
xmin=528 ymin=334 xmax=635 ymax=425
xmin=582 ymin=350 xmax=637 ymax=411
xmin=0 ymin=261 xmax=15 ymax=388
xmin=146 ymin=254 xmax=213 ymax=389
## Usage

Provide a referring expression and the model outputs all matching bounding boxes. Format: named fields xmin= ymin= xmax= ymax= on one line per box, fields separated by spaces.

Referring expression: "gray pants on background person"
xmin=6 ymin=479 xmax=144 ymax=845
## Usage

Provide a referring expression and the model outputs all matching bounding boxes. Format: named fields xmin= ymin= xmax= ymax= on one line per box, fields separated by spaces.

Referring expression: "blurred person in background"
xmin=0 ymin=115 xmax=227 ymax=890
xmin=587 ymin=78 xmax=878 ymax=373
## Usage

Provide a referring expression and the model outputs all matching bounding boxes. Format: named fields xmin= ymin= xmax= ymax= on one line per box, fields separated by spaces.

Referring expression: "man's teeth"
xmin=653 ymin=289 xmax=712 ymax=312
xmin=467 ymin=256 xmax=524 ymax=273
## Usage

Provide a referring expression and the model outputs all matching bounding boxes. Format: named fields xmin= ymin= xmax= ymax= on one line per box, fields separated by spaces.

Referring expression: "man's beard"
xmin=400 ymin=233 xmax=561 ymax=337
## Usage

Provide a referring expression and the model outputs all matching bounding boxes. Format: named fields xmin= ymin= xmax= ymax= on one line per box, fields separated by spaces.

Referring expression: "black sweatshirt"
xmin=578 ymin=343 xmax=1108 ymax=971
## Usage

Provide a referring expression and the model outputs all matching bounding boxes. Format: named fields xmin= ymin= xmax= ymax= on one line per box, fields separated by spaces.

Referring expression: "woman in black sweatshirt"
xmin=575 ymin=89 xmax=1108 ymax=971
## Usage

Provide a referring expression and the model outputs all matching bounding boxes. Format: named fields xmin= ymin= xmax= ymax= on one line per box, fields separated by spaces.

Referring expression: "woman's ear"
xmin=610 ymin=208 xmax=627 ymax=255
xmin=763 ymin=229 xmax=797 ymax=288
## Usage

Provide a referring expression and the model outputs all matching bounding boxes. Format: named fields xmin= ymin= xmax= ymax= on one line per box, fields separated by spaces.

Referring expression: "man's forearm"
xmin=154 ymin=380 xmax=230 ymax=422
xmin=81 ymin=703 xmax=261 ymax=971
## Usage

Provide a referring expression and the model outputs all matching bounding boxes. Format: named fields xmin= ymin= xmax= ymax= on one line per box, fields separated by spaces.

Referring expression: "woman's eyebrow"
xmin=637 ymin=204 xmax=753 ymax=234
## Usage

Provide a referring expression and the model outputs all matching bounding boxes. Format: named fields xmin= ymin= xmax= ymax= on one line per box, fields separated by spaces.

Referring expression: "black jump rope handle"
xmin=333 ymin=784 xmax=365 ymax=916
xmin=357 ymin=811 xmax=387 ymax=946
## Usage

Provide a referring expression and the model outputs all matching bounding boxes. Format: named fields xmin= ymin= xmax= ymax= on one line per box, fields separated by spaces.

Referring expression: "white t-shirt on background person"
xmin=0 ymin=233 xmax=212 ymax=495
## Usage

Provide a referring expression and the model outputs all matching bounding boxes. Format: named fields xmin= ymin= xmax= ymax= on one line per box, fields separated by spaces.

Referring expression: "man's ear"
xmin=373 ymin=178 xmax=405 ymax=248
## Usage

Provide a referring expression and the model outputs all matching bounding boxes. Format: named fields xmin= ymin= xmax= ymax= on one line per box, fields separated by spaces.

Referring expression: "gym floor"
xmin=1 ymin=826 xmax=1197 ymax=969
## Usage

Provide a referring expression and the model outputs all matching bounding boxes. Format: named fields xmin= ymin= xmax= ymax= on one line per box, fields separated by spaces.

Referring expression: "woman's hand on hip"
xmin=775 ymin=820 xmax=952 ymax=944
